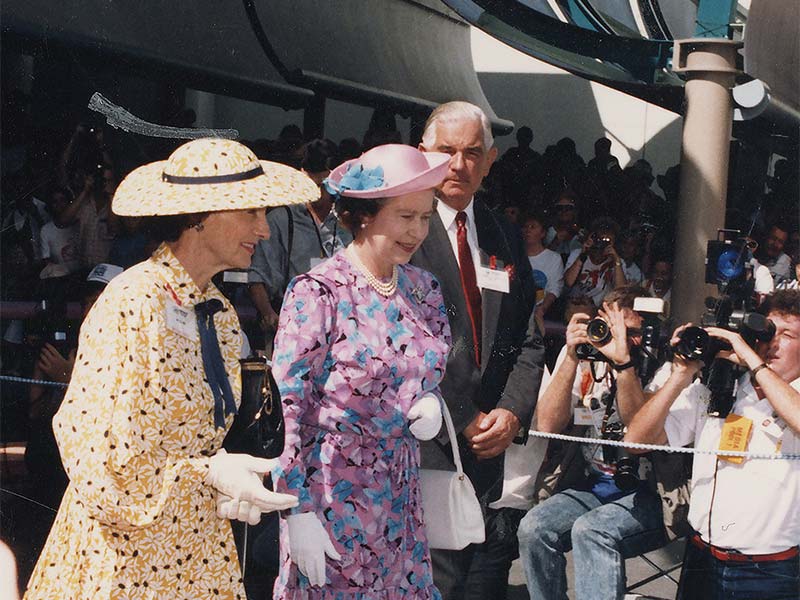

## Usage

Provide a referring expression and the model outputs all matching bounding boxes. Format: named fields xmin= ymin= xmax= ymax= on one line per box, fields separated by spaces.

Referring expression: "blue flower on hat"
xmin=323 ymin=164 xmax=384 ymax=197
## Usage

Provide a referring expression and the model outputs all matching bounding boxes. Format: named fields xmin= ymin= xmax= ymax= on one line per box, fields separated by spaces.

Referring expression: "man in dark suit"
xmin=412 ymin=101 xmax=545 ymax=599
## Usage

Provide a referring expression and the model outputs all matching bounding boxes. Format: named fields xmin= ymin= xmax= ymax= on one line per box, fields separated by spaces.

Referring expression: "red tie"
xmin=456 ymin=211 xmax=482 ymax=366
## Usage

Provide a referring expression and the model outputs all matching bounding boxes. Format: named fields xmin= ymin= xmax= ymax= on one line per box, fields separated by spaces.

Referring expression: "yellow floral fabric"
xmin=25 ymin=244 xmax=245 ymax=600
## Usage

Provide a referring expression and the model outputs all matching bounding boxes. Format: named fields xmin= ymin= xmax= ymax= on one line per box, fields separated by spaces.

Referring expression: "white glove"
xmin=286 ymin=512 xmax=341 ymax=587
xmin=206 ymin=449 xmax=298 ymax=513
xmin=407 ymin=393 xmax=443 ymax=441
xmin=215 ymin=493 xmax=262 ymax=525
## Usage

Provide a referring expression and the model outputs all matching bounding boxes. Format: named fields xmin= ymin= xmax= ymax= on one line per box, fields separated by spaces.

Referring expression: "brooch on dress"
xmin=411 ymin=286 xmax=426 ymax=303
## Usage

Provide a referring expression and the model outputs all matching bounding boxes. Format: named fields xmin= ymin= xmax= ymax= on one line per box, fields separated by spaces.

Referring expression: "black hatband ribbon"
xmin=162 ymin=165 xmax=264 ymax=185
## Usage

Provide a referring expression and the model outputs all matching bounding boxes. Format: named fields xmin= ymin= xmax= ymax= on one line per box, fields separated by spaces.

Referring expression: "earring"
xmin=360 ymin=222 xmax=367 ymax=229
xmin=194 ymin=223 xmax=205 ymax=232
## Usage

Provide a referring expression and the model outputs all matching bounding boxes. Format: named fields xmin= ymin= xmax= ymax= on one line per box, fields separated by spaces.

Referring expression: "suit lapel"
xmin=416 ymin=212 xmax=463 ymax=310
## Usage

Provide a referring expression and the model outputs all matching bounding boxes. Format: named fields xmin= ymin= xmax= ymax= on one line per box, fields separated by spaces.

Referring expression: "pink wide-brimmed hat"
xmin=324 ymin=144 xmax=450 ymax=199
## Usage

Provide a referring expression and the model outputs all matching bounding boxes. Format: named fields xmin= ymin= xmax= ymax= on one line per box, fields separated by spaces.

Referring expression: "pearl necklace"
xmin=347 ymin=245 xmax=398 ymax=297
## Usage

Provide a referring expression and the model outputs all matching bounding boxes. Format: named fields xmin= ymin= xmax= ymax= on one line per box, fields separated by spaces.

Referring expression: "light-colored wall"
xmin=190 ymin=25 xmax=683 ymax=180
xmin=470 ymin=27 xmax=684 ymax=179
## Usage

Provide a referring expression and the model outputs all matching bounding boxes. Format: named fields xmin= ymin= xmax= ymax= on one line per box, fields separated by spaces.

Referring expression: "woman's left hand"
xmin=407 ymin=394 xmax=442 ymax=440
xmin=216 ymin=493 xmax=262 ymax=525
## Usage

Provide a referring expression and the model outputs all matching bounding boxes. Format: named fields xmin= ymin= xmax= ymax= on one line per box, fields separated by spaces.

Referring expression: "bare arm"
xmin=706 ymin=326 xmax=800 ymax=435
xmin=564 ymin=255 xmax=584 ymax=288
xmin=624 ymin=364 xmax=697 ymax=450
xmin=248 ymin=283 xmax=279 ymax=331
xmin=536 ymin=313 xmax=589 ymax=433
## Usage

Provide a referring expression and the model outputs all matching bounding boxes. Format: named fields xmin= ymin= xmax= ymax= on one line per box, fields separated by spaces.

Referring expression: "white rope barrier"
xmin=526 ymin=430 xmax=800 ymax=460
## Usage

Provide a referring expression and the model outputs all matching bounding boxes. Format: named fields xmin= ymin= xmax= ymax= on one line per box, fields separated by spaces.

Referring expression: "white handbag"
xmin=419 ymin=399 xmax=486 ymax=550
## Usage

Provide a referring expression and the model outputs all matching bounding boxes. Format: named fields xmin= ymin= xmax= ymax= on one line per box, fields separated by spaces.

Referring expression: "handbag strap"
xmin=438 ymin=397 xmax=466 ymax=477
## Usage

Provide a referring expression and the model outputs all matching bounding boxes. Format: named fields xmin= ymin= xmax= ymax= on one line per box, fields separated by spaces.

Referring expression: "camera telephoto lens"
xmin=675 ymin=326 xmax=709 ymax=361
xmin=586 ymin=318 xmax=612 ymax=345
xmin=613 ymin=456 xmax=640 ymax=492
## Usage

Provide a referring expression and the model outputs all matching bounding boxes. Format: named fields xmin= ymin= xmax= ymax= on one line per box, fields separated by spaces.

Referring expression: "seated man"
xmin=518 ymin=285 xmax=670 ymax=599
xmin=625 ymin=289 xmax=800 ymax=599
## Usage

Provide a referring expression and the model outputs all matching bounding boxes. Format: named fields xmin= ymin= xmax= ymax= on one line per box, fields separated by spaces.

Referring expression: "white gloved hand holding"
xmin=407 ymin=393 xmax=443 ymax=441
xmin=215 ymin=493 xmax=263 ymax=525
xmin=206 ymin=449 xmax=298 ymax=513
xmin=286 ymin=512 xmax=341 ymax=587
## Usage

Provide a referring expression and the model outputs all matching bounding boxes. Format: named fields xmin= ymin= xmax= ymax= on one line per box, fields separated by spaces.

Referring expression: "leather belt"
xmin=691 ymin=534 xmax=799 ymax=563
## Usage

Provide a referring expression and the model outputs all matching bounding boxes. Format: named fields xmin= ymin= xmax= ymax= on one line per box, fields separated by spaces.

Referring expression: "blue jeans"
xmin=678 ymin=538 xmax=800 ymax=600
xmin=517 ymin=487 xmax=666 ymax=600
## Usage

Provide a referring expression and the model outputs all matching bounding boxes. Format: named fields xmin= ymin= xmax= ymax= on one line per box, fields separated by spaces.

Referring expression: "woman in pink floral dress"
xmin=272 ymin=144 xmax=452 ymax=599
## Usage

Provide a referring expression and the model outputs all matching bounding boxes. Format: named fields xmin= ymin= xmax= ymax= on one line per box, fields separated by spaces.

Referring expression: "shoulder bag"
xmin=419 ymin=399 xmax=485 ymax=550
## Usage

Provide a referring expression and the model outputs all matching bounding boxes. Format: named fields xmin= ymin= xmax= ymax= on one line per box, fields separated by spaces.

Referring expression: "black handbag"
xmin=223 ymin=356 xmax=285 ymax=458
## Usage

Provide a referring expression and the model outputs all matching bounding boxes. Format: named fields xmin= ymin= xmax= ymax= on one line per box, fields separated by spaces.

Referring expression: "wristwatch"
xmin=612 ymin=359 xmax=635 ymax=372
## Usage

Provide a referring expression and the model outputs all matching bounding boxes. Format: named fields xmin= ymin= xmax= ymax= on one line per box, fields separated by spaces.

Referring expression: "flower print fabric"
xmin=24 ymin=244 xmax=246 ymax=600
xmin=272 ymin=251 xmax=451 ymax=600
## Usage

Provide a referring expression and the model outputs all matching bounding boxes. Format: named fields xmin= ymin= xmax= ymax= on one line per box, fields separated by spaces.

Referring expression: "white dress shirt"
xmin=664 ymin=375 xmax=800 ymax=553
xmin=436 ymin=197 xmax=483 ymax=278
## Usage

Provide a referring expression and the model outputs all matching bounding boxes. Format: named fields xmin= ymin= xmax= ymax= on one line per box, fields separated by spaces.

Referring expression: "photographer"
xmin=517 ymin=285 xmax=669 ymax=599
xmin=564 ymin=217 xmax=627 ymax=308
xmin=625 ymin=289 xmax=800 ymax=599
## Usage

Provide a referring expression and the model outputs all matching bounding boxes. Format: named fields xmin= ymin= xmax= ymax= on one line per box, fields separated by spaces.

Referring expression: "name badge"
xmin=309 ymin=257 xmax=326 ymax=269
xmin=718 ymin=413 xmax=753 ymax=464
xmin=757 ymin=415 xmax=787 ymax=440
xmin=574 ymin=406 xmax=594 ymax=426
xmin=476 ymin=266 xmax=510 ymax=293
xmin=166 ymin=299 xmax=196 ymax=339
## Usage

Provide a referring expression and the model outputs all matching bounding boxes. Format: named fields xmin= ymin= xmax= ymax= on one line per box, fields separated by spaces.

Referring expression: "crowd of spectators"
xmin=1 ymin=113 xmax=798 ymax=595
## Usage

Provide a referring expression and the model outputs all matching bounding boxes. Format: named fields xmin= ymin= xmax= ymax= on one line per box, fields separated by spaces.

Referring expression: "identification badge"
xmin=718 ymin=414 xmax=753 ymax=464
xmin=166 ymin=299 xmax=196 ymax=339
xmin=476 ymin=266 xmax=510 ymax=293
xmin=574 ymin=406 xmax=594 ymax=426
xmin=309 ymin=257 xmax=325 ymax=269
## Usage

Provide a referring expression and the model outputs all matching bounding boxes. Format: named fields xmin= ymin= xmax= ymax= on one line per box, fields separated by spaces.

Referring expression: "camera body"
xmin=589 ymin=233 xmax=612 ymax=252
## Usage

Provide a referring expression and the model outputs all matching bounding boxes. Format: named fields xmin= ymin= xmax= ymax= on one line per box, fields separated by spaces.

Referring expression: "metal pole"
xmin=671 ymin=39 xmax=742 ymax=324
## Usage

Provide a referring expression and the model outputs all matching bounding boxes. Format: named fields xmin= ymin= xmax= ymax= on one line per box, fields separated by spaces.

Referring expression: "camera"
xmin=689 ymin=230 xmax=776 ymax=417
xmin=590 ymin=234 xmax=612 ymax=251
xmin=602 ymin=421 xmax=640 ymax=491
xmin=576 ymin=317 xmax=611 ymax=361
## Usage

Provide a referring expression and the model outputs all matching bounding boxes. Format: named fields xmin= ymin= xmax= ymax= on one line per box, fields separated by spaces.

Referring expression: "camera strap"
xmin=599 ymin=378 xmax=618 ymax=437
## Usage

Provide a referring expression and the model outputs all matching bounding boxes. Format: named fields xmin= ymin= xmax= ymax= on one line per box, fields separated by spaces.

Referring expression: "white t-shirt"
xmin=565 ymin=249 xmax=614 ymax=306
xmin=38 ymin=221 xmax=80 ymax=275
xmin=622 ymin=260 xmax=643 ymax=285
xmin=664 ymin=375 xmax=800 ymax=553
xmin=763 ymin=253 xmax=792 ymax=285
xmin=528 ymin=248 xmax=564 ymax=303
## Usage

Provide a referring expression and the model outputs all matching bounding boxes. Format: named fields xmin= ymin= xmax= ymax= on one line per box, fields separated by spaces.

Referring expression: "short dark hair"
xmin=604 ymin=284 xmax=650 ymax=310
xmin=590 ymin=216 xmax=620 ymax=238
xmin=520 ymin=210 xmax=547 ymax=229
xmin=760 ymin=290 xmax=800 ymax=319
xmin=301 ymin=139 xmax=339 ymax=173
xmin=140 ymin=212 xmax=207 ymax=244
xmin=335 ymin=196 xmax=389 ymax=236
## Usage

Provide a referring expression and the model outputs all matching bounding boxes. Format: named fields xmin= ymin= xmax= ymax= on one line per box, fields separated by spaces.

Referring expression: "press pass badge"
xmin=718 ymin=414 xmax=753 ymax=464
xmin=574 ymin=406 xmax=594 ymax=426
xmin=476 ymin=266 xmax=510 ymax=293
xmin=166 ymin=298 xmax=196 ymax=339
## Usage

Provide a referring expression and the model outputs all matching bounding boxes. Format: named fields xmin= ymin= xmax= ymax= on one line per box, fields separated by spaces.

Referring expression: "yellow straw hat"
xmin=112 ymin=138 xmax=319 ymax=216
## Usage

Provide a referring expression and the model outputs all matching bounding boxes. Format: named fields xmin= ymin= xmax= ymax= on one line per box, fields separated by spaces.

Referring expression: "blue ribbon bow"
xmin=195 ymin=299 xmax=237 ymax=428
xmin=323 ymin=164 xmax=385 ymax=198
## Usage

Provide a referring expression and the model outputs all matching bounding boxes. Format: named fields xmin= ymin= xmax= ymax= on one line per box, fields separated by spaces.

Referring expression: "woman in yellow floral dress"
xmin=24 ymin=138 xmax=317 ymax=600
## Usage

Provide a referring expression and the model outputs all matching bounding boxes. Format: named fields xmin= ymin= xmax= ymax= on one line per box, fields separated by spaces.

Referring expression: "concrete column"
xmin=670 ymin=39 xmax=742 ymax=324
